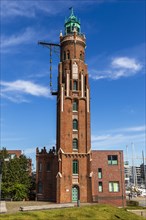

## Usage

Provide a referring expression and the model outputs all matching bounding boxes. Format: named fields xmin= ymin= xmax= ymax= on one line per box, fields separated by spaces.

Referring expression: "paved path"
xmin=0 ymin=201 xmax=7 ymax=213
xmin=127 ymin=209 xmax=146 ymax=218
xmin=20 ymin=203 xmax=75 ymax=211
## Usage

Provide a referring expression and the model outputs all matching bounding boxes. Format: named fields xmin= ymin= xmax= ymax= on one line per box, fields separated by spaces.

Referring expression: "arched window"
xmin=38 ymin=162 xmax=42 ymax=172
xmin=67 ymin=50 xmax=70 ymax=59
xmin=80 ymin=51 xmax=83 ymax=60
xmin=38 ymin=181 xmax=43 ymax=193
xmin=73 ymin=138 xmax=78 ymax=150
xmin=72 ymin=160 xmax=78 ymax=174
xmin=67 ymin=26 xmax=71 ymax=34
xmin=73 ymin=81 xmax=78 ymax=91
xmin=73 ymin=100 xmax=78 ymax=111
xmin=73 ymin=119 xmax=78 ymax=130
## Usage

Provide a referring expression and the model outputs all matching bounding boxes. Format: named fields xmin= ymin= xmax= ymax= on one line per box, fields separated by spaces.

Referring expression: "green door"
xmin=72 ymin=186 xmax=78 ymax=202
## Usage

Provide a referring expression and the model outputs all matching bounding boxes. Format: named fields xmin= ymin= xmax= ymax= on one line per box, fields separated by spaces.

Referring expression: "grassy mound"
xmin=0 ymin=204 xmax=145 ymax=220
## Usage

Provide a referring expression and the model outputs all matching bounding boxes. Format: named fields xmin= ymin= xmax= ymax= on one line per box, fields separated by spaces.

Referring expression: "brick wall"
xmin=91 ymin=150 xmax=126 ymax=207
xmin=36 ymin=147 xmax=58 ymax=201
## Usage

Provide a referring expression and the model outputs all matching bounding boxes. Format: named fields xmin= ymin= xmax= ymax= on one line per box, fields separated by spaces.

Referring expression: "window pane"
xmin=73 ymin=119 xmax=78 ymax=130
xmin=98 ymin=182 xmax=103 ymax=192
xmin=73 ymin=81 xmax=78 ymax=90
xmin=98 ymin=168 xmax=102 ymax=179
xmin=108 ymin=155 xmax=111 ymax=164
xmin=112 ymin=160 xmax=118 ymax=165
xmin=112 ymin=155 xmax=117 ymax=160
xmin=73 ymin=160 xmax=78 ymax=174
xmin=109 ymin=182 xmax=119 ymax=192
xmin=73 ymin=100 xmax=78 ymax=111
xmin=109 ymin=182 xmax=112 ymax=192
xmin=112 ymin=155 xmax=118 ymax=165
xmin=73 ymin=138 xmax=78 ymax=150
xmin=113 ymin=182 xmax=119 ymax=192
xmin=39 ymin=162 xmax=42 ymax=171
xmin=108 ymin=155 xmax=118 ymax=165
xmin=38 ymin=181 xmax=43 ymax=193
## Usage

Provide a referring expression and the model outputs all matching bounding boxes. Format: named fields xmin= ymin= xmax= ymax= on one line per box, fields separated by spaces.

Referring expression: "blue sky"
xmin=1 ymin=0 xmax=145 ymax=169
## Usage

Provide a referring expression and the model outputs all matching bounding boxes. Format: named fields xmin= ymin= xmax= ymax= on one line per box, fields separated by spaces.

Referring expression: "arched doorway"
xmin=72 ymin=185 xmax=79 ymax=202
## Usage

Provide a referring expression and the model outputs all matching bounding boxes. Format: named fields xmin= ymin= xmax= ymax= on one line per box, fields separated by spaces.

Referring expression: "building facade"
xmin=36 ymin=9 xmax=126 ymax=206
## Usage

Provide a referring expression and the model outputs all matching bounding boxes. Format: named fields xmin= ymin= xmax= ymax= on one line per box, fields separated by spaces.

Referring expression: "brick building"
xmin=36 ymin=9 xmax=126 ymax=206
xmin=7 ymin=150 xmax=22 ymax=158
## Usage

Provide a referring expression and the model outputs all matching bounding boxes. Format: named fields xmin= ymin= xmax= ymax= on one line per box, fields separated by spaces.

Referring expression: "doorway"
xmin=72 ymin=186 xmax=79 ymax=202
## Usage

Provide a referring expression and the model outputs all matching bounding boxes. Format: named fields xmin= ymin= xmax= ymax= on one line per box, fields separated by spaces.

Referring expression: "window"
xmin=73 ymin=160 xmax=78 ymax=174
xmin=73 ymin=119 xmax=78 ymax=130
xmin=67 ymin=50 xmax=70 ymax=59
xmin=38 ymin=162 xmax=42 ymax=172
xmin=98 ymin=182 xmax=103 ymax=192
xmin=38 ymin=181 xmax=43 ymax=193
xmin=73 ymin=138 xmax=78 ymax=150
xmin=10 ymin=154 xmax=16 ymax=159
xmin=108 ymin=155 xmax=118 ymax=165
xmin=109 ymin=182 xmax=119 ymax=192
xmin=47 ymin=162 xmax=50 ymax=171
xmin=98 ymin=168 xmax=102 ymax=179
xmin=73 ymin=100 xmax=78 ymax=111
xmin=67 ymin=27 xmax=70 ymax=34
xmin=73 ymin=81 xmax=78 ymax=91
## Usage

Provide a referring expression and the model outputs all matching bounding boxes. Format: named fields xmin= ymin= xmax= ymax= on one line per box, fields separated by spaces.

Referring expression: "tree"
xmin=0 ymin=148 xmax=31 ymax=201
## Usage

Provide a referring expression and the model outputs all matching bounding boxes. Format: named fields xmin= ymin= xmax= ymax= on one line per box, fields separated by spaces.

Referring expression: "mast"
xmin=132 ymin=142 xmax=137 ymax=187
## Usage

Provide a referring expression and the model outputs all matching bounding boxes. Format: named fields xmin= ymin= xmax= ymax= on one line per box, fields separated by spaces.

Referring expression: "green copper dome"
xmin=64 ymin=7 xmax=81 ymax=35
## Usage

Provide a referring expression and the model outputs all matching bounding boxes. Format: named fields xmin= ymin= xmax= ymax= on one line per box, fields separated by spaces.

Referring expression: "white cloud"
xmin=111 ymin=57 xmax=142 ymax=71
xmin=1 ymin=28 xmax=35 ymax=49
xmin=1 ymin=26 xmax=58 ymax=53
xmin=120 ymin=126 xmax=146 ymax=132
xmin=1 ymin=1 xmax=56 ymax=18
xmin=91 ymin=125 xmax=146 ymax=149
xmin=0 ymin=1 xmax=81 ymax=18
xmin=90 ymin=56 xmax=143 ymax=80
xmin=1 ymin=80 xmax=51 ymax=103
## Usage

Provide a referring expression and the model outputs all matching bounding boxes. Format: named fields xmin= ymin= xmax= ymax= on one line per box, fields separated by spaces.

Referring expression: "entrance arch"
xmin=72 ymin=185 xmax=79 ymax=202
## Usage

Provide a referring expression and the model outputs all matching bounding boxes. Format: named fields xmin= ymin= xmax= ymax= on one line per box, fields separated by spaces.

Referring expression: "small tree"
xmin=0 ymin=148 xmax=31 ymax=200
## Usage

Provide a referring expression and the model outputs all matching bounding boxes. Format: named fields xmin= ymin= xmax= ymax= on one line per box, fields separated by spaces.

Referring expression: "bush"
xmin=126 ymin=200 xmax=139 ymax=206
xmin=11 ymin=183 xmax=28 ymax=201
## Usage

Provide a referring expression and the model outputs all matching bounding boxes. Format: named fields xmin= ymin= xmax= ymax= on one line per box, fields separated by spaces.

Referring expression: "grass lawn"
xmin=1 ymin=204 xmax=145 ymax=220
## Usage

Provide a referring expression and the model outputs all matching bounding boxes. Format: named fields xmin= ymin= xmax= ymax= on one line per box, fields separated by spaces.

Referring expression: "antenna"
xmin=38 ymin=41 xmax=60 ymax=95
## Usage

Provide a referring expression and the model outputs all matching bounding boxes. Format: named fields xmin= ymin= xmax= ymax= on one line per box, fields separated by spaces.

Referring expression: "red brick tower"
xmin=56 ymin=8 xmax=92 ymax=203
xmin=36 ymin=8 xmax=126 ymax=206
